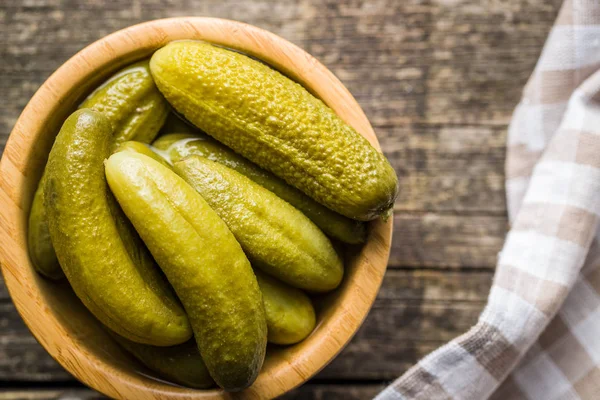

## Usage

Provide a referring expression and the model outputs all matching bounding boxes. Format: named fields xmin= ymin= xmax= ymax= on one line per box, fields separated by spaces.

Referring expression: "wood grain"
xmin=384 ymin=124 xmax=506 ymax=214
xmin=391 ymin=214 xmax=506 ymax=269
xmin=0 ymin=390 xmax=101 ymax=400
xmin=0 ymin=384 xmax=386 ymax=400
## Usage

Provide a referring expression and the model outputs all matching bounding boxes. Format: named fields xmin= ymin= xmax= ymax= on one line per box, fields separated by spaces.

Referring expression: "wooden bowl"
xmin=0 ymin=18 xmax=393 ymax=399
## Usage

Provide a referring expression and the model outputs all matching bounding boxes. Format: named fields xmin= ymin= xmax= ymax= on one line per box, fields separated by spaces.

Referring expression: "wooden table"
xmin=0 ymin=0 xmax=562 ymax=398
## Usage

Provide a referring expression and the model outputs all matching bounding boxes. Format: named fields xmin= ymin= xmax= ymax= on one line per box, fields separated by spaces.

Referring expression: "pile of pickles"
xmin=28 ymin=41 xmax=398 ymax=391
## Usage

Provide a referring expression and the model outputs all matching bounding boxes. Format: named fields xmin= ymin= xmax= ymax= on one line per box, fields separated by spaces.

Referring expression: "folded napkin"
xmin=376 ymin=1 xmax=600 ymax=399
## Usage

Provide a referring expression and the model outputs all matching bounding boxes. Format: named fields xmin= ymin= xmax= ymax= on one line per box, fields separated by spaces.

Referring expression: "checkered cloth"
xmin=376 ymin=1 xmax=600 ymax=399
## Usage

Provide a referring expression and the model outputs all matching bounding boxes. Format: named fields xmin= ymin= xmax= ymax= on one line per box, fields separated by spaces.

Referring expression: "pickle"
xmin=174 ymin=155 xmax=343 ymax=292
xmin=255 ymin=271 xmax=316 ymax=345
xmin=105 ymin=151 xmax=267 ymax=391
xmin=45 ymin=109 xmax=191 ymax=346
xmin=29 ymin=60 xmax=170 ymax=280
xmin=112 ymin=335 xmax=214 ymax=389
xmin=150 ymin=41 xmax=398 ymax=221
xmin=28 ymin=168 xmax=63 ymax=280
xmin=114 ymin=141 xmax=171 ymax=168
xmin=80 ymin=60 xmax=168 ymax=148
xmin=153 ymin=133 xmax=366 ymax=244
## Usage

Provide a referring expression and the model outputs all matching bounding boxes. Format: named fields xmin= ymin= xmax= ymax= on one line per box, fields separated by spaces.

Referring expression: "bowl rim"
xmin=0 ymin=17 xmax=393 ymax=399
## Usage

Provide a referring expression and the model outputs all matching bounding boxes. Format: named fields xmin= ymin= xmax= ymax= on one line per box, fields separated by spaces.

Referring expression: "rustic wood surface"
xmin=0 ymin=0 xmax=561 ymax=398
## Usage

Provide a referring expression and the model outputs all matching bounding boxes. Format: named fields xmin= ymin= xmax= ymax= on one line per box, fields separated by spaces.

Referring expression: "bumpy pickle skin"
xmin=105 ymin=151 xmax=267 ymax=391
xmin=150 ymin=41 xmax=398 ymax=221
xmin=153 ymin=133 xmax=366 ymax=244
xmin=80 ymin=59 xmax=169 ymax=148
xmin=44 ymin=109 xmax=191 ymax=346
xmin=29 ymin=60 xmax=170 ymax=280
xmin=255 ymin=270 xmax=316 ymax=345
xmin=174 ymin=155 xmax=344 ymax=292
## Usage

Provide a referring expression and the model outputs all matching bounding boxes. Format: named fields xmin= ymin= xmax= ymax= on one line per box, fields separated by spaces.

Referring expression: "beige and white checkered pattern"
xmin=376 ymin=1 xmax=600 ymax=399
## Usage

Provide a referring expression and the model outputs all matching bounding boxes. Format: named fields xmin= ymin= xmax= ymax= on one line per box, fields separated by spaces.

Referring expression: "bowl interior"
xmin=0 ymin=18 xmax=392 ymax=399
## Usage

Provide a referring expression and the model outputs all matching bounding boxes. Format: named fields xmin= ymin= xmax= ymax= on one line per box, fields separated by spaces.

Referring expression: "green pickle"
xmin=29 ymin=60 xmax=169 ymax=279
xmin=80 ymin=60 xmax=169 ymax=148
xmin=174 ymin=155 xmax=343 ymax=292
xmin=44 ymin=109 xmax=191 ymax=346
xmin=105 ymin=151 xmax=267 ymax=391
xmin=112 ymin=335 xmax=214 ymax=389
xmin=150 ymin=41 xmax=398 ymax=221
xmin=255 ymin=270 xmax=316 ymax=345
xmin=28 ymin=168 xmax=63 ymax=280
xmin=153 ymin=133 xmax=366 ymax=244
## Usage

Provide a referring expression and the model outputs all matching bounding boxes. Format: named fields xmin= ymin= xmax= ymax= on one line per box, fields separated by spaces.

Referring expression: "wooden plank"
xmin=0 ymin=269 xmax=491 ymax=382
xmin=0 ymin=390 xmax=100 ymax=400
xmin=299 ymin=0 xmax=561 ymax=128
xmin=0 ymin=303 xmax=72 ymax=381
xmin=282 ymin=384 xmax=383 ymax=400
xmin=0 ymin=276 xmax=8 ymax=301
xmin=0 ymin=385 xmax=385 ymax=399
xmin=383 ymin=124 xmax=506 ymax=214
xmin=390 ymin=214 xmax=506 ymax=269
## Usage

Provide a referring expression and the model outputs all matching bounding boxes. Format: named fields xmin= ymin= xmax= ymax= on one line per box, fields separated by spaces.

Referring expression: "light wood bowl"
xmin=0 ymin=18 xmax=393 ymax=399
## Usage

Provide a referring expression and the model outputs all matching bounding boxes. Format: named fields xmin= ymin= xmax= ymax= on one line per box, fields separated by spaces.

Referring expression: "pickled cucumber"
xmin=28 ymin=168 xmax=63 ymax=280
xmin=105 ymin=151 xmax=267 ymax=391
xmin=153 ymin=133 xmax=366 ymax=244
xmin=174 ymin=155 xmax=343 ymax=292
xmin=112 ymin=335 xmax=214 ymax=389
xmin=114 ymin=141 xmax=171 ymax=168
xmin=44 ymin=109 xmax=191 ymax=346
xmin=255 ymin=271 xmax=316 ymax=345
xmin=29 ymin=60 xmax=170 ymax=280
xmin=150 ymin=41 xmax=398 ymax=221
xmin=80 ymin=60 xmax=168 ymax=148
